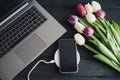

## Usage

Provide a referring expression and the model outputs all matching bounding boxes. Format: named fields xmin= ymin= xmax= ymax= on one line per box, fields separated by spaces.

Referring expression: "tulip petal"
xmin=83 ymin=26 xmax=94 ymax=36
xmin=91 ymin=1 xmax=101 ymax=12
xmin=85 ymin=3 xmax=94 ymax=13
xmin=74 ymin=22 xmax=85 ymax=33
xmin=68 ymin=15 xmax=79 ymax=25
xmin=76 ymin=4 xmax=86 ymax=16
xmin=74 ymin=33 xmax=85 ymax=46
xmin=85 ymin=12 xmax=96 ymax=23
xmin=95 ymin=10 xmax=106 ymax=18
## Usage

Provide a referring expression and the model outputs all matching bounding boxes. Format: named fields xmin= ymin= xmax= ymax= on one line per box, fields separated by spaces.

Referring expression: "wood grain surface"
xmin=14 ymin=0 xmax=120 ymax=80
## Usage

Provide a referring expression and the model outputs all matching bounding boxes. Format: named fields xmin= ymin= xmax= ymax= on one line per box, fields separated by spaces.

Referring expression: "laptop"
xmin=0 ymin=0 xmax=66 ymax=80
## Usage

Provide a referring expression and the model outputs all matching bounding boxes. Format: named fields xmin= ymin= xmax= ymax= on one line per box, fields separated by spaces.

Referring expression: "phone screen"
xmin=59 ymin=39 xmax=77 ymax=73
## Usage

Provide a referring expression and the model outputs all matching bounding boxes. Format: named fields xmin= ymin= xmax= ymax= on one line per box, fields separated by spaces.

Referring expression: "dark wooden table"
xmin=14 ymin=0 xmax=120 ymax=80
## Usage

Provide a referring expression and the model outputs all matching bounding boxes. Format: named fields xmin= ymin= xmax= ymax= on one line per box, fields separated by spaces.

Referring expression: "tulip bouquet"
xmin=68 ymin=1 xmax=120 ymax=72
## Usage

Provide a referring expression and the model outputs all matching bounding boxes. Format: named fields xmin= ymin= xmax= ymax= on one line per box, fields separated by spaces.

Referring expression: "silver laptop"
xmin=0 ymin=0 xmax=66 ymax=80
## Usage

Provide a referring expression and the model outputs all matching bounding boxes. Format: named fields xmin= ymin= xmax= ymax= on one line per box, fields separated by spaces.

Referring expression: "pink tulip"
xmin=83 ymin=26 xmax=94 ymax=36
xmin=95 ymin=10 xmax=106 ymax=18
xmin=76 ymin=4 xmax=86 ymax=16
xmin=67 ymin=15 xmax=79 ymax=25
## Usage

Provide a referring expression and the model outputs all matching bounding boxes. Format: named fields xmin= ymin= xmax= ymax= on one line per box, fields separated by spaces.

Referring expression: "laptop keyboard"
xmin=0 ymin=6 xmax=47 ymax=58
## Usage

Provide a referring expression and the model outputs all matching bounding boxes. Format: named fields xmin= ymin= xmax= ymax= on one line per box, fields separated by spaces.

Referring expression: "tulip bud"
xmin=74 ymin=22 xmax=85 ymax=33
xmin=91 ymin=1 xmax=101 ymax=12
xmin=76 ymin=4 xmax=86 ymax=16
xmin=83 ymin=26 xmax=94 ymax=36
xmin=74 ymin=33 xmax=85 ymax=46
xmin=85 ymin=3 xmax=94 ymax=13
xmin=85 ymin=12 xmax=96 ymax=23
xmin=95 ymin=10 xmax=106 ymax=18
xmin=67 ymin=15 xmax=79 ymax=25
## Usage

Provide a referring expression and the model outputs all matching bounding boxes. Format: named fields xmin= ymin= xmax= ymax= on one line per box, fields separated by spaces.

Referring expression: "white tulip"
xmin=85 ymin=12 xmax=96 ymax=23
xmin=91 ymin=1 xmax=101 ymax=12
xmin=74 ymin=33 xmax=85 ymax=46
xmin=74 ymin=22 xmax=85 ymax=33
xmin=85 ymin=3 xmax=94 ymax=13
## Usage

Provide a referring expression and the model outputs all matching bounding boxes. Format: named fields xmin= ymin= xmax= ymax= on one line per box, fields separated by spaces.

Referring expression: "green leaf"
xmin=91 ymin=27 xmax=108 ymax=46
xmin=95 ymin=39 xmax=119 ymax=65
xmin=98 ymin=18 xmax=108 ymax=29
xmin=103 ymin=19 xmax=120 ymax=47
xmin=112 ymin=21 xmax=120 ymax=34
xmin=94 ymin=22 xmax=106 ymax=34
xmin=108 ymin=23 xmax=120 ymax=47
xmin=94 ymin=54 xmax=120 ymax=72
xmin=106 ymin=29 xmax=117 ymax=54
xmin=78 ymin=18 xmax=87 ymax=26
xmin=106 ymin=29 xmax=120 ymax=62
xmin=84 ymin=44 xmax=100 ymax=55
xmin=88 ymin=39 xmax=97 ymax=46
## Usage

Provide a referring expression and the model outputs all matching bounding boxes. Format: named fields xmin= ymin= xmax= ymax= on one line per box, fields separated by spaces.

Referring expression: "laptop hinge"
xmin=0 ymin=3 xmax=29 ymax=26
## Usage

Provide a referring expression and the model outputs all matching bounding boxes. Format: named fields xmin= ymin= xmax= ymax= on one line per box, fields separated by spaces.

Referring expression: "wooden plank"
xmin=28 ymin=76 xmax=100 ymax=80
xmin=37 ymin=0 xmax=120 ymax=7
xmin=13 ymin=76 xmax=103 ymax=80
xmin=14 ymin=76 xmax=120 ymax=80
xmin=16 ymin=60 xmax=120 ymax=77
xmin=41 ymin=6 xmax=120 ymax=24
xmin=99 ymin=77 xmax=120 ymax=80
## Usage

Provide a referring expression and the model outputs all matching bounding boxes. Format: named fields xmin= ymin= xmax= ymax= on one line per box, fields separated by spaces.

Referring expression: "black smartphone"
xmin=59 ymin=39 xmax=78 ymax=73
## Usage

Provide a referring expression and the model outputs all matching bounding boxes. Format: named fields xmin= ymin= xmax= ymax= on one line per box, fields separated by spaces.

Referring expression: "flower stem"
xmin=84 ymin=44 xmax=101 ymax=55
xmin=94 ymin=54 xmax=120 ymax=72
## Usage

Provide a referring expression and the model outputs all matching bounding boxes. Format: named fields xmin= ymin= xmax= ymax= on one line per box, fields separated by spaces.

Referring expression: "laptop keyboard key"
xmin=0 ymin=6 xmax=47 ymax=58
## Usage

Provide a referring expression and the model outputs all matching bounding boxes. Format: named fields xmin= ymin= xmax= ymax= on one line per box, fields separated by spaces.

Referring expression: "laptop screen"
xmin=0 ymin=0 xmax=27 ymax=22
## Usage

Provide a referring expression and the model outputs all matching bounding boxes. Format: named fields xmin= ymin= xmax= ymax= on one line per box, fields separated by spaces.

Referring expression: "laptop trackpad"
xmin=14 ymin=34 xmax=46 ymax=63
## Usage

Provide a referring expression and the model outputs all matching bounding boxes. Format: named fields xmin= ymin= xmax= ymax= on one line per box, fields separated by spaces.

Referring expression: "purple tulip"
xmin=95 ymin=10 xmax=106 ymax=18
xmin=68 ymin=15 xmax=79 ymax=25
xmin=76 ymin=4 xmax=86 ymax=16
xmin=83 ymin=26 xmax=94 ymax=36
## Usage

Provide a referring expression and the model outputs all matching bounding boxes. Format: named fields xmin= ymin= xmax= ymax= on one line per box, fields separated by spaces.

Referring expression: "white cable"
xmin=27 ymin=60 xmax=55 ymax=80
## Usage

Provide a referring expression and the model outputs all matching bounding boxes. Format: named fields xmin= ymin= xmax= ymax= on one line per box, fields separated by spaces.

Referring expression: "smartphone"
xmin=59 ymin=39 xmax=78 ymax=73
